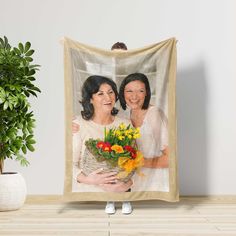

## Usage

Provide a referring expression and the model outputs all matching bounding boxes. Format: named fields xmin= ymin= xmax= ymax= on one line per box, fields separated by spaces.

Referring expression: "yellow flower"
xmin=111 ymin=145 xmax=124 ymax=153
xmin=133 ymin=133 xmax=141 ymax=139
xmin=115 ymin=130 xmax=121 ymax=136
xmin=125 ymin=129 xmax=132 ymax=135
xmin=132 ymin=128 xmax=140 ymax=138
xmin=128 ymin=135 xmax=132 ymax=139
xmin=119 ymin=123 xmax=126 ymax=130
xmin=118 ymin=135 xmax=124 ymax=140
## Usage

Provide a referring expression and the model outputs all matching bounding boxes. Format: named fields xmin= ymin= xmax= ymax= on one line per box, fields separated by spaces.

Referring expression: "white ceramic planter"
xmin=0 ymin=172 xmax=27 ymax=211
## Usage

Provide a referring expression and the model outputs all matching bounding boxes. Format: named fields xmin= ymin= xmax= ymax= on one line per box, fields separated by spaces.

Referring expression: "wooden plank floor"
xmin=0 ymin=196 xmax=236 ymax=235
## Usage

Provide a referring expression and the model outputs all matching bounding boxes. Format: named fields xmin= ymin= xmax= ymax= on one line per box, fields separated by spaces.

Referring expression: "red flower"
xmin=131 ymin=150 xmax=137 ymax=159
xmin=96 ymin=141 xmax=111 ymax=152
xmin=96 ymin=141 xmax=105 ymax=149
xmin=124 ymin=145 xmax=137 ymax=159
xmin=124 ymin=145 xmax=134 ymax=153
xmin=102 ymin=142 xmax=111 ymax=152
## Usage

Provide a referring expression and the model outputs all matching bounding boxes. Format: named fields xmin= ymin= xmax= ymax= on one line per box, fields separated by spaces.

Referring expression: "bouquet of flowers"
xmin=82 ymin=123 xmax=144 ymax=182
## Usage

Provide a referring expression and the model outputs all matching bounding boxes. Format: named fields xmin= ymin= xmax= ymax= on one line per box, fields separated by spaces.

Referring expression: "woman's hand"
xmin=77 ymin=169 xmax=117 ymax=185
xmin=100 ymin=179 xmax=133 ymax=192
xmin=143 ymin=146 xmax=169 ymax=168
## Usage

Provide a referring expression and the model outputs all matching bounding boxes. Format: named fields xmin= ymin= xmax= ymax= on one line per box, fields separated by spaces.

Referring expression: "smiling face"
xmin=90 ymin=83 xmax=116 ymax=114
xmin=124 ymin=80 xmax=147 ymax=110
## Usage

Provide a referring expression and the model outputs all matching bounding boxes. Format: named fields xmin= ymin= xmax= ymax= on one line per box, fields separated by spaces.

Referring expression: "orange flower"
xmin=111 ymin=145 xmax=124 ymax=153
xmin=118 ymin=151 xmax=144 ymax=174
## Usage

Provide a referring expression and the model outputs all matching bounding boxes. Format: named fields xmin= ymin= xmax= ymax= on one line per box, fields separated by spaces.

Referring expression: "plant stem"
xmin=0 ymin=159 xmax=4 ymax=174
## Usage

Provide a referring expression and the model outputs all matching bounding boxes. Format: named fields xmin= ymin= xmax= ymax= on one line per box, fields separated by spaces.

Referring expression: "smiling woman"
xmin=80 ymin=76 xmax=119 ymax=121
xmin=90 ymin=84 xmax=116 ymax=121
xmin=119 ymin=73 xmax=169 ymax=192
xmin=72 ymin=75 xmax=132 ymax=193
xmin=124 ymin=80 xmax=147 ymax=111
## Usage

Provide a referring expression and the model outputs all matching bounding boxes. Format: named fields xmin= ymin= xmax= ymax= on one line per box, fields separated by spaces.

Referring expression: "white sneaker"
xmin=122 ymin=201 xmax=132 ymax=214
xmin=105 ymin=202 xmax=116 ymax=214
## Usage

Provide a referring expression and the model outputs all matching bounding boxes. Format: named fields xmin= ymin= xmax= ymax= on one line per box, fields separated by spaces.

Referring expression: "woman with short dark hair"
xmin=81 ymin=75 xmax=119 ymax=120
xmin=119 ymin=72 xmax=151 ymax=110
xmin=119 ymin=72 xmax=169 ymax=192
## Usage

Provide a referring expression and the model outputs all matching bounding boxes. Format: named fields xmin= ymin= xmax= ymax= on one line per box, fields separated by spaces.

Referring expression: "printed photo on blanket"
xmin=63 ymin=37 xmax=178 ymax=202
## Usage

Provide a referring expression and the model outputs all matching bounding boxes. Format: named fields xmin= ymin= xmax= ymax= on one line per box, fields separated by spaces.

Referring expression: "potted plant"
xmin=0 ymin=36 xmax=40 ymax=211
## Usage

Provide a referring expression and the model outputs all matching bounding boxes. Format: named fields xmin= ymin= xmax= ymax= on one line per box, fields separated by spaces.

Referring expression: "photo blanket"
xmin=63 ymin=37 xmax=178 ymax=202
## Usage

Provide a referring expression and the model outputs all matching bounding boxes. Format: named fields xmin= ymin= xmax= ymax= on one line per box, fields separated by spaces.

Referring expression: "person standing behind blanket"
xmin=105 ymin=42 xmax=132 ymax=215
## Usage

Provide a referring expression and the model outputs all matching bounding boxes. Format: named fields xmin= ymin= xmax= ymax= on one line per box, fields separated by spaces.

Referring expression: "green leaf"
xmin=28 ymin=90 xmax=37 ymax=97
xmin=2 ymin=135 xmax=9 ymax=142
xmin=6 ymin=151 xmax=12 ymax=158
xmin=24 ymin=67 xmax=29 ymax=75
xmin=26 ymin=143 xmax=35 ymax=152
xmin=22 ymin=132 xmax=27 ymax=139
xmin=0 ymin=37 xmax=4 ymax=47
xmin=7 ymin=131 xmax=16 ymax=139
xmin=27 ymin=139 xmax=36 ymax=144
xmin=0 ymin=91 xmax=6 ymax=103
xmin=28 ymin=77 xmax=36 ymax=81
xmin=14 ymin=47 xmax=21 ymax=55
xmin=16 ymin=154 xmax=30 ymax=167
xmin=24 ymin=91 xmax=30 ymax=97
xmin=24 ymin=42 xmax=31 ymax=52
xmin=15 ymin=139 xmax=23 ymax=149
xmin=28 ymin=70 xmax=36 ymax=76
xmin=0 ymin=97 xmax=4 ymax=104
xmin=4 ymin=36 xmax=8 ymax=45
xmin=31 ymin=86 xmax=41 ymax=93
xmin=18 ymin=43 xmax=24 ymax=53
xmin=26 ymin=135 xmax=34 ymax=140
xmin=20 ymin=158 xmax=30 ymax=167
xmin=3 ymin=101 xmax=9 ymax=110
xmin=25 ymin=57 xmax=33 ymax=62
xmin=25 ymin=49 xmax=34 ymax=56
xmin=27 ymin=126 xmax=33 ymax=134
xmin=8 ymin=102 xmax=13 ymax=110
xmin=29 ymin=64 xmax=40 ymax=69
xmin=10 ymin=145 xmax=17 ymax=153
xmin=17 ymin=123 xmax=23 ymax=129
xmin=21 ymin=145 xmax=27 ymax=154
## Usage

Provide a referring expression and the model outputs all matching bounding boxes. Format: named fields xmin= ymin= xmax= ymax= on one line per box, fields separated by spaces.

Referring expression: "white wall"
xmin=1 ymin=0 xmax=236 ymax=195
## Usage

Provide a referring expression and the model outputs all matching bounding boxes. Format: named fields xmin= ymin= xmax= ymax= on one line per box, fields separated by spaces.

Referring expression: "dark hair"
xmin=111 ymin=42 xmax=128 ymax=51
xmin=119 ymin=73 xmax=151 ymax=110
xmin=81 ymin=75 xmax=119 ymax=120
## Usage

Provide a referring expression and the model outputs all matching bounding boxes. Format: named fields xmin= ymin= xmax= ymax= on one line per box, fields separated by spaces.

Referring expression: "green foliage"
xmin=0 ymin=36 xmax=41 ymax=170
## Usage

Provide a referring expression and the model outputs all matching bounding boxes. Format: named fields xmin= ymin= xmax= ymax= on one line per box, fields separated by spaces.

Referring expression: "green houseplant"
xmin=0 ymin=36 xmax=40 ymax=211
